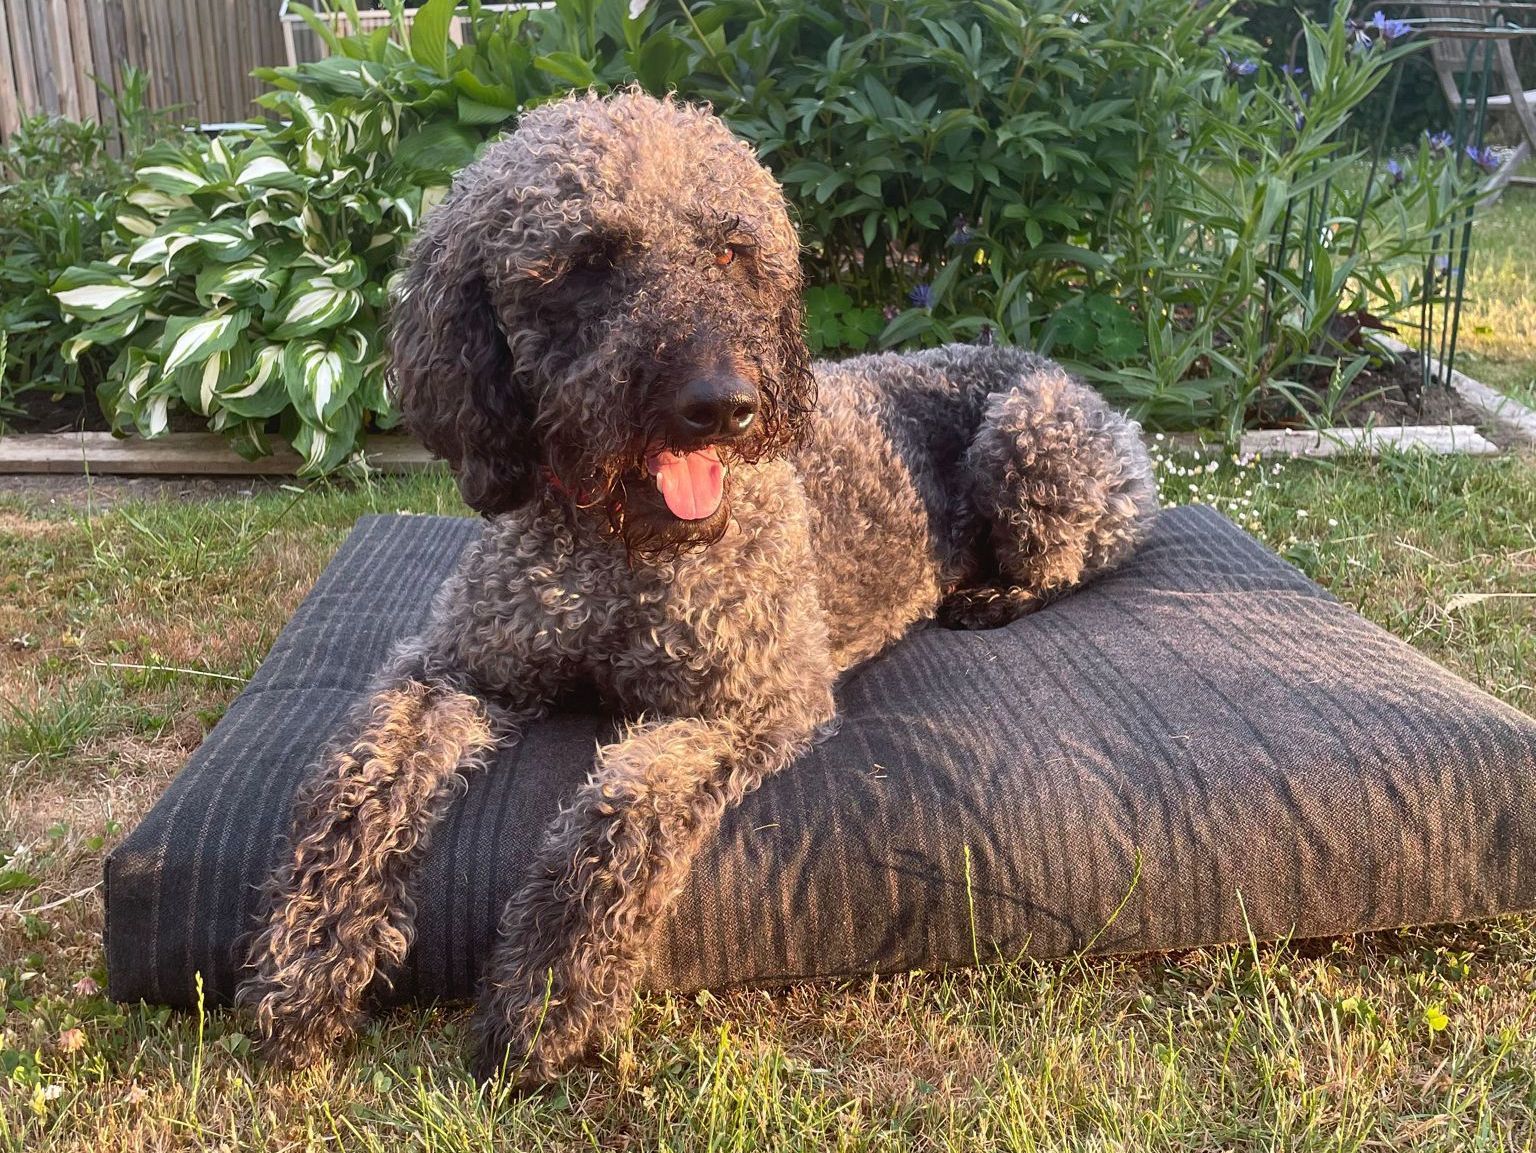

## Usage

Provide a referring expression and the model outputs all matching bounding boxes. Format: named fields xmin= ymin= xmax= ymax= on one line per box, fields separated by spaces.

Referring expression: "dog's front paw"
xmin=469 ymin=995 xmax=592 ymax=1088
xmin=238 ymin=974 xmax=358 ymax=1071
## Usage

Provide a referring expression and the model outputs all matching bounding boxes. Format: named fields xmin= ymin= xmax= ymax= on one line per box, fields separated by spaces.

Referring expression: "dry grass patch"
xmin=3 ymin=437 xmax=1536 ymax=1145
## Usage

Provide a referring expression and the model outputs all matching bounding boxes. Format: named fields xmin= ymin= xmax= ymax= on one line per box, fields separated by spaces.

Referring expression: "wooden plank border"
xmin=0 ymin=433 xmax=438 ymax=476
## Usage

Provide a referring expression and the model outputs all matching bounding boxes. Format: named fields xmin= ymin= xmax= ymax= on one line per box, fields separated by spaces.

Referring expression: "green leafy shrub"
xmin=52 ymin=0 xmax=697 ymax=470
xmin=729 ymin=2 xmax=1482 ymax=432
xmin=0 ymin=69 xmax=174 ymax=427
xmin=47 ymin=0 xmax=1487 ymax=467
xmin=54 ymin=69 xmax=458 ymax=469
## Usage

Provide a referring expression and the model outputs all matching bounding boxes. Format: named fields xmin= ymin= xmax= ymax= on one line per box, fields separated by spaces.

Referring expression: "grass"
xmin=2 ymin=198 xmax=1535 ymax=1150
xmin=1454 ymin=169 xmax=1536 ymax=404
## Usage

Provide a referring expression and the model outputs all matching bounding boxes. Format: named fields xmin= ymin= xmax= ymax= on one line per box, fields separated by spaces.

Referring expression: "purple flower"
xmin=1426 ymin=130 xmax=1454 ymax=154
xmin=1280 ymin=64 xmax=1305 ymax=78
xmin=1220 ymin=49 xmax=1259 ymax=79
xmin=1345 ymin=19 xmax=1373 ymax=51
xmin=1368 ymin=11 xmax=1413 ymax=42
xmin=1385 ymin=158 xmax=1405 ymax=185
xmin=1434 ymin=253 xmax=1460 ymax=281
xmin=948 ymin=215 xmax=975 ymax=247
xmin=908 ymin=283 xmax=933 ymax=309
xmin=1466 ymin=144 xmax=1501 ymax=173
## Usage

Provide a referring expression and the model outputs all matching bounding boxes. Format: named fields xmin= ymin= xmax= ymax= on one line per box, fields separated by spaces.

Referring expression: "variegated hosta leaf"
xmin=95 ymin=347 xmax=154 ymax=433
xmin=267 ymin=279 xmax=362 ymax=340
xmin=236 ymin=150 xmax=310 ymax=192
xmin=291 ymin=402 xmax=364 ymax=476
xmin=62 ymin=312 xmax=144 ymax=364
xmin=283 ymin=339 xmax=363 ymax=426
xmin=204 ymin=137 xmax=234 ymax=182
xmin=127 ymin=231 xmax=200 ymax=271
xmin=191 ymin=222 xmax=258 ymax=263
xmin=195 ymin=258 xmax=273 ymax=307
xmin=332 ymin=327 xmax=372 ymax=366
xmin=217 ymin=345 xmax=291 ymax=419
xmin=137 ymin=163 xmax=210 ymax=196
xmin=125 ymin=187 xmax=194 ymax=217
xmin=357 ymin=363 xmax=398 ymax=426
xmin=117 ymin=348 xmax=156 ymax=403
xmin=175 ymin=341 xmax=254 ymax=416
xmin=159 ymin=309 xmax=251 ymax=375
xmin=222 ymin=417 xmax=274 ymax=463
xmin=115 ymin=210 xmax=158 ymax=238
xmin=127 ymin=385 xmax=178 ymax=439
xmin=52 ymin=265 xmax=149 ymax=321
xmin=321 ymin=256 xmax=366 ymax=290
xmin=129 ymin=265 xmax=170 ymax=290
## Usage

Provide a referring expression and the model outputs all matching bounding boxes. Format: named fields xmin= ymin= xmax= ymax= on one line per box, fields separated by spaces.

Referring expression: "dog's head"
xmin=389 ymin=89 xmax=814 ymax=551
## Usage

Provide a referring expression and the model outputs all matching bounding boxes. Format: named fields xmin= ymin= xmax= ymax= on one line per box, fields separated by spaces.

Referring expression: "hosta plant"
xmin=54 ymin=81 xmax=441 ymax=471
xmin=0 ymin=68 xmax=175 ymax=425
xmin=51 ymin=0 xmax=686 ymax=469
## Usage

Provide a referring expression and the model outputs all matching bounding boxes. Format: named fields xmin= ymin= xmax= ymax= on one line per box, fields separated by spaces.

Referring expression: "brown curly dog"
xmin=237 ymin=89 xmax=1156 ymax=1087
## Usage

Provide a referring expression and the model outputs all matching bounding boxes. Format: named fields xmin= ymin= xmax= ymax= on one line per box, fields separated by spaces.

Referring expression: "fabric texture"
xmin=104 ymin=506 xmax=1536 ymax=1008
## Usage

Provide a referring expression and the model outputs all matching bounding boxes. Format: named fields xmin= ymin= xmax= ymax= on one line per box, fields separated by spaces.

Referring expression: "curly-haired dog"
xmin=238 ymin=89 xmax=1155 ymax=1086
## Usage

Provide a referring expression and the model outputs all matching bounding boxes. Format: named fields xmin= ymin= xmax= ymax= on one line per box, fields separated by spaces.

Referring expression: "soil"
xmin=1249 ymin=348 xmax=1487 ymax=430
xmin=3 ymin=383 xmax=209 ymax=434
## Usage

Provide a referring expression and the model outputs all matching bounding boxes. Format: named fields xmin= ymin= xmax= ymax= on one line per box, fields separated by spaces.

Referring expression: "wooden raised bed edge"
xmin=3 ymin=340 xmax=1530 ymax=475
xmin=0 ymin=432 xmax=436 ymax=476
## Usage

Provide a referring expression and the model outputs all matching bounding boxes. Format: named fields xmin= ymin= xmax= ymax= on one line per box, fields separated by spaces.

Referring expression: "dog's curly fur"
xmin=238 ymin=89 xmax=1157 ymax=1086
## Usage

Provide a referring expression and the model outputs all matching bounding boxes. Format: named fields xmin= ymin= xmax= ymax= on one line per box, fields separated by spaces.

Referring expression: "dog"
xmin=237 ymin=89 xmax=1155 ymax=1087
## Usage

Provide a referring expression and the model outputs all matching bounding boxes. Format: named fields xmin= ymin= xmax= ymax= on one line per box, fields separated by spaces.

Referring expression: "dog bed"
xmin=104 ymin=505 xmax=1536 ymax=1008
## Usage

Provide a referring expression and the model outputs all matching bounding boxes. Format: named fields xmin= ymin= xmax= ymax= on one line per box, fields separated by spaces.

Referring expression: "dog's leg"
xmin=238 ymin=670 xmax=523 ymax=1068
xmin=942 ymin=365 xmax=1155 ymax=629
xmin=470 ymin=706 xmax=821 ymax=1086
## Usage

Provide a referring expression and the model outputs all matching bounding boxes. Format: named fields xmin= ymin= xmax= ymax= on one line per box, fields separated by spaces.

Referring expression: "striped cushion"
xmin=104 ymin=506 xmax=1536 ymax=1007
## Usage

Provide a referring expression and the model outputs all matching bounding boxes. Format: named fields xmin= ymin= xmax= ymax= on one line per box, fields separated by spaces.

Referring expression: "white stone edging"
xmin=1238 ymin=425 xmax=1499 ymax=459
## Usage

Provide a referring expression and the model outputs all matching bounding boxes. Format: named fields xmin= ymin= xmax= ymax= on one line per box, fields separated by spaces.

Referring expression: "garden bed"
xmin=4 ymin=344 xmax=1532 ymax=474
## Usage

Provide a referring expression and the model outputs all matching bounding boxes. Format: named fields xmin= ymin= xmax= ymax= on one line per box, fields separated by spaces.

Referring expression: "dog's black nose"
xmin=675 ymin=374 xmax=758 ymax=440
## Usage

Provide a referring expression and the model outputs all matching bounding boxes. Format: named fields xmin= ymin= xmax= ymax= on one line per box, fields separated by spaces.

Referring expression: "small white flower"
xmin=1328 ymin=518 xmax=1339 ymax=527
xmin=1297 ymin=510 xmax=1309 ymax=518
xmin=628 ymin=0 xmax=651 ymax=16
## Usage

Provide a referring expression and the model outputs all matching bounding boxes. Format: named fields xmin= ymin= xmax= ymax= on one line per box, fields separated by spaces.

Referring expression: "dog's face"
xmin=389 ymin=91 xmax=815 ymax=551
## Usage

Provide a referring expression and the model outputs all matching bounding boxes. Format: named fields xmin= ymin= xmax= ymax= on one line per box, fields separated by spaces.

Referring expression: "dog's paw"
xmin=248 ymin=1002 xmax=352 ymax=1071
xmin=237 ymin=973 xmax=358 ymax=1072
xmin=469 ymin=1007 xmax=588 ymax=1089
xmin=936 ymin=583 xmax=1042 ymax=630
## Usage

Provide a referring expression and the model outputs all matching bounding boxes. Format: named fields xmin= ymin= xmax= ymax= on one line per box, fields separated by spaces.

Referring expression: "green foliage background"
xmin=12 ymin=0 xmax=1491 ymax=468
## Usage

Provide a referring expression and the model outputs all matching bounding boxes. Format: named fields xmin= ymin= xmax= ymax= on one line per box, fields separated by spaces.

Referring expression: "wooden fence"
xmin=0 ymin=0 xmax=288 ymax=145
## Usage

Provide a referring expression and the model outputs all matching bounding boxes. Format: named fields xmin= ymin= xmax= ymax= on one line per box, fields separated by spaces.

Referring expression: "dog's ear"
xmin=388 ymin=185 xmax=536 ymax=516
xmin=771 ymin=282 xmax=818 ymax=449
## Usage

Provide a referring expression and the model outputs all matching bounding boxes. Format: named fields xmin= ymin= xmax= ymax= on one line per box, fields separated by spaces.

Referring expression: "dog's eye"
xmin=715 ymin=243 xmax=756 ymax=270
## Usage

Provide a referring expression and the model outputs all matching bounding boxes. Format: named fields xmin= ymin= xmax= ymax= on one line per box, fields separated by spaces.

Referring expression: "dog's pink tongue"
xmin=649 ymin=448 xmax=724 ymax=520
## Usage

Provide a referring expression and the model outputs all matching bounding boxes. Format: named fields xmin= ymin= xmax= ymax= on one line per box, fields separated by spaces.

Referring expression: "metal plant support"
xmin=1279 ymin=3 xmax=1534 ymax=407
xmin=1402 ymin=3 xmax=1535 ymax=394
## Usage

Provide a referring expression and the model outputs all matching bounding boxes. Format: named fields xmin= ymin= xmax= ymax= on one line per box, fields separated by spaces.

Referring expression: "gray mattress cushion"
xmin=104 ymin=506 xmax=1536 ymax=1008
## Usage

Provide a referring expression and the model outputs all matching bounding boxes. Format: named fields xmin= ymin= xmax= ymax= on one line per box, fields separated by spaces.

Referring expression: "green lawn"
xmin=4 ymin=199 xmax=1536 ymax=1149
xmin=1456 ymin=175 xmax=1536 ymax=405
